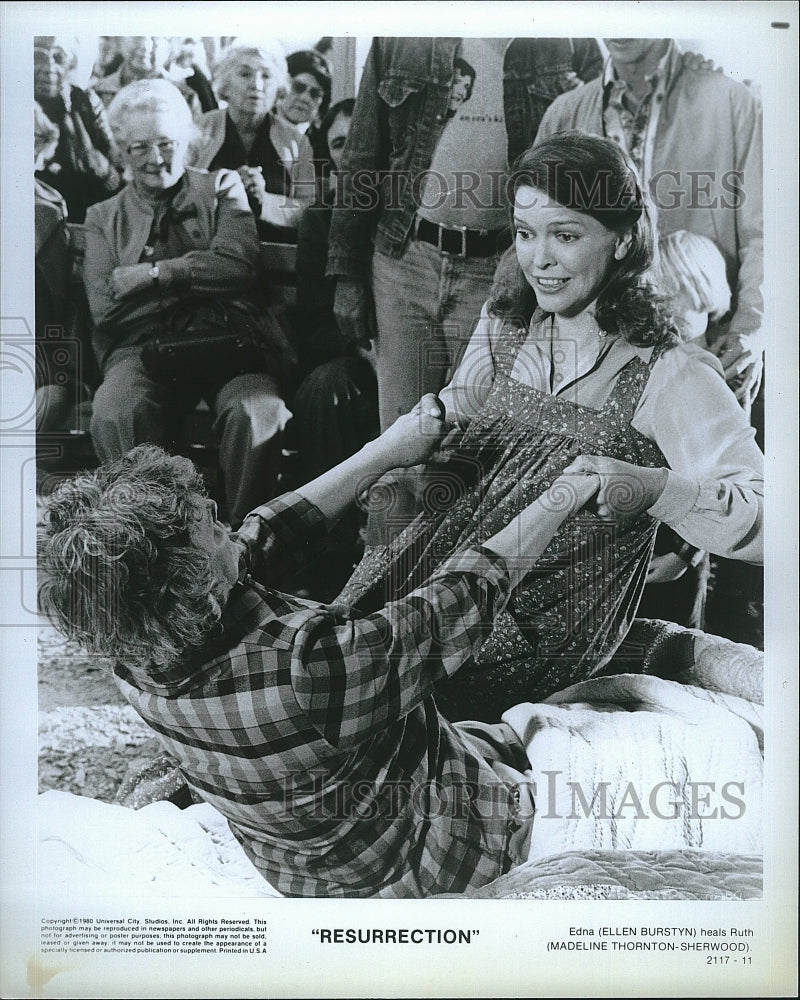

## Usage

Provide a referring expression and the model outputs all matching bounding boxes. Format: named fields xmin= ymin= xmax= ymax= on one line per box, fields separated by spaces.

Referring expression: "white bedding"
xmin=503 ymin=672 xmax=763 ymax=862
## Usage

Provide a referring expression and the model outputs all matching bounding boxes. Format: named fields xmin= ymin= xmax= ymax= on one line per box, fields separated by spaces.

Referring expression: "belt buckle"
xmin=442 ymin=222 xmax=468 ymax=257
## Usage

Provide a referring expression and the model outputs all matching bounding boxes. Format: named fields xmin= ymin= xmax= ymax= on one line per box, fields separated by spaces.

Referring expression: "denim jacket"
xmin=327 ymin=37 xmax=602 ymax=278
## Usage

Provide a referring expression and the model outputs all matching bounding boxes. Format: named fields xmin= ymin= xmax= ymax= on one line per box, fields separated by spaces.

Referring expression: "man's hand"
xmin=709 ymin=332 xmax=764 ymax=405
xmin=334 ymin=276 xmax=377 ymax=347
xmin=372 ymin=394 xmax=448 ymax=468
xmin=110 ymin=264 xmax=153 ymax=300
xmin=682 ymin=50 xmax=722 ymax=73
xmin=562 ymin=455 xmax=669 ymax=518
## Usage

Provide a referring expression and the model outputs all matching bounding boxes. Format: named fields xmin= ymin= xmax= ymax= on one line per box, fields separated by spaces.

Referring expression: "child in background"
xmin=657 ymin=229 xmax=732 ymax=343
xmin=639 ymin=231 xmax=733 ymax=628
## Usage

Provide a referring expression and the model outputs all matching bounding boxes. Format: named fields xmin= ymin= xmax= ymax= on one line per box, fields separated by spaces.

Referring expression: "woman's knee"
xmin=90 ymin=375 xmax=169 ymax=455
xmin=214 ymin=375 xmax=291 ymax=440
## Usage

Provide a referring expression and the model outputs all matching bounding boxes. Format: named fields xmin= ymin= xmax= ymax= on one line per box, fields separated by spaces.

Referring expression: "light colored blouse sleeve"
xmin=633 ymin=341 xmax=764 ymax=564
xmin=438 ymin=302 xmax=506 ymax=427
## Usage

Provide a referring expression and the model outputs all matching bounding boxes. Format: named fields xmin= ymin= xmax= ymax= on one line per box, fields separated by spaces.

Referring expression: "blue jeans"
xmin=366 ymin=240 xmax=501 ymax=545
xmin=371 ymin=240 xmax=501 ymax=429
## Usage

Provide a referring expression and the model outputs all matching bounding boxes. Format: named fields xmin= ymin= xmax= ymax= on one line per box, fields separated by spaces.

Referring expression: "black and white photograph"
xmin=1 ymin=2 xmax=797 ymax=997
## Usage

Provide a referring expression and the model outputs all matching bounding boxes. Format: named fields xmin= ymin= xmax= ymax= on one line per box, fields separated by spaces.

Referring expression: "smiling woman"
xmin=108 ymin=81 xmax=195 ymax=192
xmin=337 ymin=131 xmax=764 ymax=722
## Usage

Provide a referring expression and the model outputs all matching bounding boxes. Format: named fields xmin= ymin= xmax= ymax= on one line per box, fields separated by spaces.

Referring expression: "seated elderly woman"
xmin=84 ymin=78 xmax=292 ymax=528
xmin=276 ymin=48 xmax=333 ymax=169
xmin=189 ymin=40 xmax=316 ymax=241
xmin=34 ymin=36 xmax=122 ymax=222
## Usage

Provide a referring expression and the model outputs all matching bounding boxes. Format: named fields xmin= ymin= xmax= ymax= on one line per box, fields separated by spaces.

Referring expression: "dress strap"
xmin=601 ymin=337 xmax=674 ymax=436
xmin=491 ymin=321 xmax=531 ymax=379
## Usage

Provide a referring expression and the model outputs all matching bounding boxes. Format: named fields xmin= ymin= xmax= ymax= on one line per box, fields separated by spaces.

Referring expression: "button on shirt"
xmin=111 ymin=492 xmax=523 ymax=898
xmin=602 ymin=45 xmax=672 ymax=181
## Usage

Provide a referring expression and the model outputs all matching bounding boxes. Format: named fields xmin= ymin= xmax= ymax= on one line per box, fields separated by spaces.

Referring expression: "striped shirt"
xmin=112 ymin=492 xmax=524 ymax=897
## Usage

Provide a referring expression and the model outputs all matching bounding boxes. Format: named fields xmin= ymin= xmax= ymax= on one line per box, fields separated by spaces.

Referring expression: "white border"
xmin=2 ymin=3 xmax=797 ymax=997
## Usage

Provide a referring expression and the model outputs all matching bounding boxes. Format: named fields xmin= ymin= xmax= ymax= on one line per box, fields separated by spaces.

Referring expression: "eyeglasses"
xmin=34 ymin=47 xmax=70 ymax=67
xmin=126 ymin=139 xmax=179 ymax=159
xmin=291 ymin=79 xmax=323 ymax=102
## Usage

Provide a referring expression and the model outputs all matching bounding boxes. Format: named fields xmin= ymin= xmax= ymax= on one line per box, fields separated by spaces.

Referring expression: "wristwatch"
xmin=149 ymin=264 xmax=160 ymax=286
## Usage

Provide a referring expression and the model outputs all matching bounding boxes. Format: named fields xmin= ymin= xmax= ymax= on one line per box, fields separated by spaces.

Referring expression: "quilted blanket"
xmin=454 ymin=849 xmax=762 ymax=900
xmin=463 ymin=625 xmax=765 ymax=899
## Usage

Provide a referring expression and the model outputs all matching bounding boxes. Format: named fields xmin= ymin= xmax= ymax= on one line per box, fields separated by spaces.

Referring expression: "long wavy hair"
xmin=489 ymin=131 xmax=679 ymax=347
xmin=38 ymin=445 xmax=222 ymax=672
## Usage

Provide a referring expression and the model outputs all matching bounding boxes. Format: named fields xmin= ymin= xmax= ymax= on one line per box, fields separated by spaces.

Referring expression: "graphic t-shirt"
xmin=418 ymin=38 xmax=511 ymax=232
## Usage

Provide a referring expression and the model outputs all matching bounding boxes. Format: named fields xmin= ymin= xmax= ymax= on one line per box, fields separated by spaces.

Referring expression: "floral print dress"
xmin=336 ymin=323 xmax=667 ymax=722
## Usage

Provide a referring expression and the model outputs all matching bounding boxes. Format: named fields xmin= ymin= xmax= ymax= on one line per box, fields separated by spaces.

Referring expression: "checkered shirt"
xmin=112 ymin=492 xmax=521 ymax=898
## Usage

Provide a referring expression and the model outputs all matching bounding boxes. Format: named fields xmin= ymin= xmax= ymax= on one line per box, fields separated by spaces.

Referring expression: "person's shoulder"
xmin=675 ymin=54 xmax=760 ymax=108
xmin=539 ymin=74 xmax=603 ymax=128
xmin=653 ymin=338 xmax=726 ymax=383
xmin=84 ymin=184 xmax=128 ymax=225
xmin=197 ymin=107 xmax=226 ymax=130
xmin=550 ymin=74 xmax=603 ymax=109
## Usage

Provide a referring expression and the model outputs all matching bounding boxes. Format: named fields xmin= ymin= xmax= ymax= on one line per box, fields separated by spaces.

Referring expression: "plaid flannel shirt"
xmin=112 ymin=492 xmax=522 ymax=898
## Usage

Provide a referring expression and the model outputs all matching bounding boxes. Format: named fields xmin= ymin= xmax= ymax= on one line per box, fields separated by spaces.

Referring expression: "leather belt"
xmin=413 ymin=216 xmax=505 ymax=258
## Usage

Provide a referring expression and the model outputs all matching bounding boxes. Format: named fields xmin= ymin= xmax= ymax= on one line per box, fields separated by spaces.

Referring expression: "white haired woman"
xmin=84 ymin=79 xmax=292 ymax=528
xmin=189 ymin=41 xmax=316 ymax=241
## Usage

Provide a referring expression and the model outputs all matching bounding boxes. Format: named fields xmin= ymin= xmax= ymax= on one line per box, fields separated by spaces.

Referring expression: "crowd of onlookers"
xmin=33 ymin=34 xmax=765 ymax=640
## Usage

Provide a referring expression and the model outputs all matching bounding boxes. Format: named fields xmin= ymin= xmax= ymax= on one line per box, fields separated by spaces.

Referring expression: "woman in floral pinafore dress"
xmin=337 ymin=134 xmax=764 ymax=722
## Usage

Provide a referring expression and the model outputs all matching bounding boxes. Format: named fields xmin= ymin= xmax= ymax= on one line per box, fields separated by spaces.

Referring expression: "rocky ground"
xmin=38 ymin=624 xmax=160 ymax=802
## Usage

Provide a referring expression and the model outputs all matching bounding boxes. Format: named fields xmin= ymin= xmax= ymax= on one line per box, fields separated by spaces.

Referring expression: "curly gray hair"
xmin=213 ymin=39 xmax=288 ymax=103
xmin=38 ymin=445 xmax=222 ymax=671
